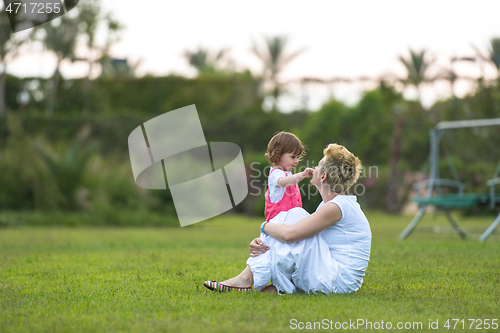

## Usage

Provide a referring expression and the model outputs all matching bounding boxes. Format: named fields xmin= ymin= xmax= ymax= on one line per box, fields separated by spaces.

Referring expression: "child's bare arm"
xmin=277 ymin=168 xmax=314 ymax=187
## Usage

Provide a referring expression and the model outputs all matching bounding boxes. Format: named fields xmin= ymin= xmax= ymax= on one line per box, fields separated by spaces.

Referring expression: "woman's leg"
xmin=220 ymin=266 xmax=278 ymax=293
xmin=220 ymin=265 xmax=254 ymax=288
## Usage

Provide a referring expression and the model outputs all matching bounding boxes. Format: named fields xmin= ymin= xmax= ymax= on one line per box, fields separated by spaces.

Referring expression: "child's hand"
xmin=301 ymin=168 xmax=314 ymax=178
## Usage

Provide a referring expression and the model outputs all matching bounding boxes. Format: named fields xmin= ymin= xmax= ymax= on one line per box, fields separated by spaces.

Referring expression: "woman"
xmin=204 ymin=143 xmax=371 ymax=294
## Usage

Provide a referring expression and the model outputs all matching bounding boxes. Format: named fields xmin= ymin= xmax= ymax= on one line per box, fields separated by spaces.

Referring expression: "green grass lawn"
xmin=1 ymin=211 xmax=499 ymax=332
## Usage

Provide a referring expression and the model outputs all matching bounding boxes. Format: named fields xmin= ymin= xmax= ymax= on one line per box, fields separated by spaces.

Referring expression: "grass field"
xmin=1 ymin=211 xmax=499 ymax=332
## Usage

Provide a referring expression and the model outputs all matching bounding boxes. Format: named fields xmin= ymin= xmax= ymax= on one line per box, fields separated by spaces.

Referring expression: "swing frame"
xmin=399 ymin=118 xmax=500 ymax=241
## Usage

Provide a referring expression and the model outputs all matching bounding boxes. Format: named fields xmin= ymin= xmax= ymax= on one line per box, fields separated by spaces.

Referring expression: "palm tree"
xmin=251 ymin=35 xmax=306 ymax=111
xmin=469 ymin=38 xmax=499 ymax=89
xmin=383 ymin=50 xmax=434 ymax=213
xmin=398 ymin=49 xmax=434 ymax=103
xmin=377 ymin=81 xmax=405 ymax=214
xmin=487 ymin=38 xmax=500 ymax=77
xmin=184 ymin=47 xmax=227 ymax=75
xmin=473 ymin=37 xmax=500 ymax=81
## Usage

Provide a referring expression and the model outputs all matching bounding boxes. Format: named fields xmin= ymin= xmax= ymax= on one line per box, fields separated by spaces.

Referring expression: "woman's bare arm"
xmin=262 ymin=202 xmax=342 ymax=242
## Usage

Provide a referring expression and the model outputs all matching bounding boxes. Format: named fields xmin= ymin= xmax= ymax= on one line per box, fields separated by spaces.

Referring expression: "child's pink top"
xmin=264 ymin=168 xmax=302 ymax=221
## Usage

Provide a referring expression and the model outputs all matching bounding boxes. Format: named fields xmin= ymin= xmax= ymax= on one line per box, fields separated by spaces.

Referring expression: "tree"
xmin=42 ymin=15 xmax=80 ymax=115
xmin=398 ymin=49 xmax=434 ymax=103
xmin=0 ymin=7 xmax=31 ymax=117
xmin=473 ymin=37 xmax=500 ymax=82
xmin=372 ymin=81 xmax=405 ymax=213
xmin=251 ymin=35 xmax=305 ymax=112
xmin=77 ymin=0 xmax=100 ymax=112
xmin=382 ymin=50 xmax=436 ymax=213
xmin=76 ymin=2 xmax=124 ymax=109
xmin=486 ymin=38 xmax=500 ymax=78
xmin=184 ymin=47 xmax=228 ymax=75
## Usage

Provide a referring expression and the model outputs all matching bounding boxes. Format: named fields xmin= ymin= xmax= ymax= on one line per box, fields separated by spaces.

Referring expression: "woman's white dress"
xmin=246 ymin=195 xmax=371 ymax=294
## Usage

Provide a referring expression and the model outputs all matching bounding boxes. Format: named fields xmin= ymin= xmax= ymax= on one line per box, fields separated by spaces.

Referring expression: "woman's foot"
xmin=203 ymin=280 xmax=251 ymax=292
xmin=220 ymin=266 xmax=253 ymax=288
xmin=261 ymin=285 xmax=278 ymax=294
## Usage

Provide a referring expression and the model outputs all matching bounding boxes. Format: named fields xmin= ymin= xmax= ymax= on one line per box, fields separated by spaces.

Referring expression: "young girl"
xmin=264 ymin=132 xmax=313 ymax=221
xmin=204 ymin=132 xmax=314 ymax=292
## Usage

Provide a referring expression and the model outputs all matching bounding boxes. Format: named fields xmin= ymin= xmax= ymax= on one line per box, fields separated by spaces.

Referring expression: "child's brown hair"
xmin=265 ymin=132 xmax=305 ymax=166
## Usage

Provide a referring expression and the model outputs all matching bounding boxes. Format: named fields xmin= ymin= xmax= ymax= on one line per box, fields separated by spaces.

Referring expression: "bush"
xmin=0 ymin=115 xmax=58 ymax=210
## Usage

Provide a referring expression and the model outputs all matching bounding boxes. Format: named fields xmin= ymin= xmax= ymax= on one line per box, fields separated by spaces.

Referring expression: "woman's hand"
xmin=249 ymin=238 xmax=269 ymax=257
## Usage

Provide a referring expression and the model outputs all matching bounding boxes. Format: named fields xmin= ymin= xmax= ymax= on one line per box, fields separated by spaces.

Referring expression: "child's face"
xmin=278 ymin=152 xmax=300 ymax=172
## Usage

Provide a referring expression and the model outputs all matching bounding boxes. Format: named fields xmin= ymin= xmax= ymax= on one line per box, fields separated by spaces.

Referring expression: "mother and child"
xmin=204 ymin=132 xmax=372 ymax=294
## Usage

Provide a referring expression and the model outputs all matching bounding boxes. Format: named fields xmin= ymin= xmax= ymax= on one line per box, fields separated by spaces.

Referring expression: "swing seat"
xmin=412 ymin=178 xmax=468 ymax=208
xmin=401 ymin=118 xmax=500 ymax=241
xmin=413 ymin=193 xmax=500 ymax=209
xmin=405 ymin=178 xmax=500 ymax=241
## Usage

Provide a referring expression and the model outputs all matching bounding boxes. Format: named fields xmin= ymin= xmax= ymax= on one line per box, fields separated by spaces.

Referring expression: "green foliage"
xmin=299 ymin=90 xmax=400 ymax=211
xmin=0 ymin=114 xmax=162 ymax=213
xmin=4 ymin=74 xmax=24 ymax=111
xmin=36 ymin=130 xmax=97 ymax=210
xmin=0 ymin=213 xmax=499 ymax=332
xmin=350 ymin=89 xmax=395 ymax=165
xmin=300 ymin=89 xmax=395 ymax=168
xmin=1 ymin=111 xmax=150 ymax=155
xmin=429 ymin=84 xmax=500 ymax=194
xmin=301 ymin=99 xmax=349 ymax=161
xmin=3 ymin=71 xmax=500 ymax=214
xmin=84 ymin=154 xmax=145 ymax=211
xmin=0 ymin=115 xmax=56 ymax=210
xmin=400 ymin=100 xmax=433 ymax=170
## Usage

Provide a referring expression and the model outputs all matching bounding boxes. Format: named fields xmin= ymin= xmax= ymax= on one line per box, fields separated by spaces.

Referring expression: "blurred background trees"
xmin=251 ymin=35 xmax=306 ymax=112
xmin=0 ymin=6 xmax=33 ymax=117
xmin=1 ymin=3 xmax=500 ymax=224
xmin=184 ymin=47 xmax=230 ymax=76
xmin=42 ymin=14 xmax=80 ymax=115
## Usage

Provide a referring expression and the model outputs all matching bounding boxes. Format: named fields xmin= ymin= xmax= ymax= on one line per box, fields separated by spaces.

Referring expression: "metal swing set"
xmin=399 ymin=118 xmax=500 ymax=241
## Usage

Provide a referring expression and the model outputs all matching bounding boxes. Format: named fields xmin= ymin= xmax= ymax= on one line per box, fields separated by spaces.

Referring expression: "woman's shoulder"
xmin=320 ymin=195 xmax=357 ymax=209
xmin=331 ymin=195 xmax=357 ymax=203
xmin=325 ymin=195 xmax=365 ymax=224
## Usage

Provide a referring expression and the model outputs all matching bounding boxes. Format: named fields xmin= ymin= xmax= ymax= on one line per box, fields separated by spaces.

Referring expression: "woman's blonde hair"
xmin=320 ymin=144 xmax=362 ymax=193
xmin=265 ymin=132 xmax=305 ymax=166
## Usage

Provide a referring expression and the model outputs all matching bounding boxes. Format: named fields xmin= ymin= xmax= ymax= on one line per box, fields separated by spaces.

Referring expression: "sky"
xmin=6 ymin=0 xmax=500 ymax=110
